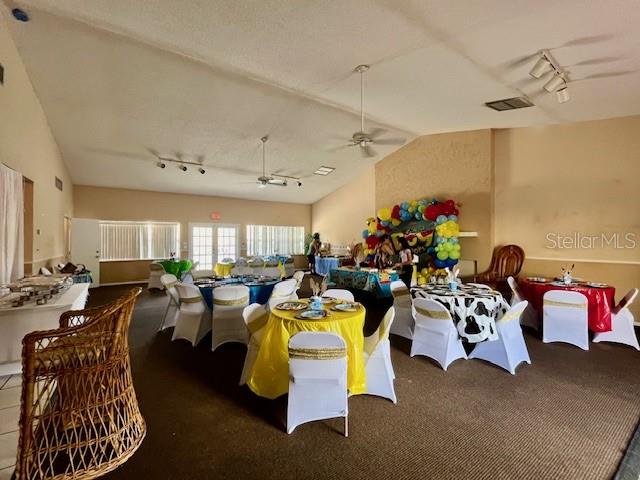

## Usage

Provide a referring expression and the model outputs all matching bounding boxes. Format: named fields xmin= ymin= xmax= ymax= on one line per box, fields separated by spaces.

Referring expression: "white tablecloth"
xmin=0 ymin=283 xmax=90 ymax=375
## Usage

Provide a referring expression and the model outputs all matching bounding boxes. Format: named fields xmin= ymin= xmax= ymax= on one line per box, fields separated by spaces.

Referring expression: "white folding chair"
xmin=268 ymin=279 xmax=298 ymax=310
xmin=159 ymin=273 xmax=180 ymax=331
xmin=173 ymin=283 xmax=211 ymax=346
xmin=248 ymin=257 xmax=265 ymax=276
xmin=469 ymin=301 xmax=532 ymax=374
xmin=593 ymin=288 xmax=639 ymax=350
xmin=293 ymin=270 xmax=305 ymax=289
xmin=231 ymin=257 xmax=250 ymax=276
xmin=542 ymin=290 xmax=589 ymax=350
xmin=211 ymin=285 xmax=250 ymax=351
xmin=147 ymin=262 xmax=165 ymax=290
xmin=507 ymin=276 xmax=540 ymax=331
xmin=262 ymin=258 xmax=281 ymax=278
xmin=239 ymin=303 xmax=270 ymax=385
xmin=389 ymin=280 xmax=414 ymax=340
xmin=287 ymin=332 xmax=348 ymax=436
xmin=323 ymin=289 xmax=354 ymax=302
xmin=364 ymin=307 xmax=397 ymax=403
xmin=411 ymin=298 xmax=467 ymax=370
xmin=467 ymin=283 xmax=492 ymax=290
xmin=284 ymin=258 xmax=295 ymax=278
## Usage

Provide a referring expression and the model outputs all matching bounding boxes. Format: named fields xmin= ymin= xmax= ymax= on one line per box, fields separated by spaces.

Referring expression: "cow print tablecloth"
xmin=412 ymin=284 xmax=509 ymax=343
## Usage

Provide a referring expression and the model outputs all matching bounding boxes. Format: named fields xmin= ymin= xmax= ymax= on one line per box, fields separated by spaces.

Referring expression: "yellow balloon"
xmin=377 ymin=208 xmax=392 ymax=221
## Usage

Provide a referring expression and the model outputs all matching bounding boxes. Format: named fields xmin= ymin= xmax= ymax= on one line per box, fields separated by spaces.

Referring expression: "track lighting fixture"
xmin=297 ymin=181 xmax=303 ymax=187
xmin=179 ymin=165 xmax=187 ymax=172
xmin=556 ymin=87 xmax=570 ymax=104
xmin=529 ymin=56 xmax=551 ymax=78
xmin=198 ymin=167 xmax=206 ymax=174
xmin=157 ymin=161 xmax=166 ymax=169
xmin=529 ymin=50 xmax=570 ymax=103
xmin=543 ymin=75 xmax=565 ymax=93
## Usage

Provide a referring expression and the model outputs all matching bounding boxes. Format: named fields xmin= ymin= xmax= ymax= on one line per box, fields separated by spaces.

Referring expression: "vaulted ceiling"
xmin=6 ymin=0 xmax=640 ymax=203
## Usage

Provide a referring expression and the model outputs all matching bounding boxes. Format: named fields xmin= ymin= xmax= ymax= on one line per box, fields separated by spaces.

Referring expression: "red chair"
xmin=476 ymin=245 xmax=525 ymax=298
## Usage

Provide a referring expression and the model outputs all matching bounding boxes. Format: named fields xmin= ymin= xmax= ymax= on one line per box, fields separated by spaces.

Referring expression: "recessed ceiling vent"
xmin=485 ymin=97 xmax=533 ymax=111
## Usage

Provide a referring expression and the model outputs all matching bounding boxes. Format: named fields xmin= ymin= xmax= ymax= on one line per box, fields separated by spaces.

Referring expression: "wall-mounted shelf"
xmin=459 ymin=231 xmax=479 ymax=238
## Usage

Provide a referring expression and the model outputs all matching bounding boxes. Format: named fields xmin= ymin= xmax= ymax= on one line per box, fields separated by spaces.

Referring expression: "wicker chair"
xmin=476 ymin=245 xmax=525 ymax=299
xmin=16 ymin=288 xmax=146 ymax=480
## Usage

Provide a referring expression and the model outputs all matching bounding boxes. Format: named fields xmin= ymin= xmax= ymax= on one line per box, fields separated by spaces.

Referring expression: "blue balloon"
xmin=415 ymin=212 xmax=422 ymax=220
xmin=381 ymin=220 xmax=389 ymax=227
xmin=362 ymin=230 xmax=369 ymax=239
xmin=375 ymin=230 xmax=383 ymax=237
xmin=436 ymin=236 xmax=446 ymax=244
xmin=448 ymin=215 xmax=458 ymax=222
xmin=446 ymin=258 xmax=458 ymax=268
xmin=435 ymin=259 xmax=447 ymax=268
xmin=436 ymin=215 xmax=448 ymax=224
xmin=401 ymin=202 xmax=409 ymax=210
xmin=418 ymin=199 xmax=427 ymax=206
xmin=427 ymin=246 xmax=435 ymax=255
xmin=450 ymin=237 xmax=459 ymax=244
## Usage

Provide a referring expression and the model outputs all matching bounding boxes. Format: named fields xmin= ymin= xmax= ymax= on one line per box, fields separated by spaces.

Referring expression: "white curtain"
xmin=0 ymin=164 xmax=24 ymax=283
xmin=246 ymin=225 xmax=304 ymax=256
xmin=100 ymin=221 xmax=179 ymax=260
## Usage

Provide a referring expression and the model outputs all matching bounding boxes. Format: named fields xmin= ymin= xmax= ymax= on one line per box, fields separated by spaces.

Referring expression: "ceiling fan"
xmin=256 ymin=136 xmax=298 ymax=188
xmin=332 ymin=65 xmax=406 ymax=158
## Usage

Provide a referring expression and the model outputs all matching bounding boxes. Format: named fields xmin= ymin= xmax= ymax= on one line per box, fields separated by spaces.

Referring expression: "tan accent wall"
xmin=0 ymin=11 xmax=73 ymax=267
xmin=73 ymin=185 xmax=311 ymax=283
xmin=375 ymin=129 xmax=494 ymax=271
xmin=311 ymin=167 xmax=375 ymax=248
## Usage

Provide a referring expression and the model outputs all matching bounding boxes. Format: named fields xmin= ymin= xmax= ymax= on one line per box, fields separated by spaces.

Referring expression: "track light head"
xmin=529 ymin=55 xmax=551 ymax=78
xmin=198 ymin=167 xmax=205 ymax=174
xmin=297 ymin=181 xmax=302 ymax=187
xmin=179 ymin=165 xmax=187 ymax=172
xmin=283 ymin=180 xmax=288 ymax=187
xmin=556 ymin=87 xmax=570 ymax=104
xmin=157 ymin=161 xmax=166 ymax=169
xmin=544 ymin=74 xmax=565 ymax=92
xmin=12 ymin=8 xmax=30 ymax=22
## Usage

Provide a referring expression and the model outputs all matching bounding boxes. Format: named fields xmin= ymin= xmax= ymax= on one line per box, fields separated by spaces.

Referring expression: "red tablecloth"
xmin=519 ymin=279 xmax=615 ymax=332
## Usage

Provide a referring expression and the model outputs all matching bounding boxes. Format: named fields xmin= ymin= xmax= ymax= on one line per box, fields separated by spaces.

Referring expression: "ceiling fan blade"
xmin=367 ymin=128 xmax=388 ymax=139
xmin=328 ymin=144 xmax=355 ymax=153
xmin=373 ymin=137 xmax=406 ymax=146
xmin=361 ymin=145 xmax=377 ymax=158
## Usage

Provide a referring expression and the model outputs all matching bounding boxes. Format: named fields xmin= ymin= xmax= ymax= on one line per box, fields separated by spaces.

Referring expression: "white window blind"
xmin=100 ymin=221 xmax=180 ymax=261
xmin=246 ymin=225 xmax=304 ymax=256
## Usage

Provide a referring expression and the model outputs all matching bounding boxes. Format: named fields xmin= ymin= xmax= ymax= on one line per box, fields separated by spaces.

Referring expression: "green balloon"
xmin=450 ymin=251 xmax=460 ymax=260
xmin=437 ymin=251 xmax=448 ymax=260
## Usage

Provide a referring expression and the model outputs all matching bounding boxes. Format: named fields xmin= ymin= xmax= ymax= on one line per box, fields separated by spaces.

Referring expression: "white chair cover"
xmin=239 ymin=303 xmax=270 ymax=385
xmin=411 ymin=298 xmax=467 ymax=370
xmin=173 ymin=283 xmax=211 ymax=346
xmin=159 ymin=273 xmax=180 ymax=331
xmin=364 ymin=307 xmax=397 ymax=403
xmin=507 ymin=276 xmax=540 ymax=331
xmin=323 ymin=289 xmax=354 ymax=302
xmin=192 ymin=269 xmax=212 ymax=279
xmin=221 ymin=257 xmax=235 ymax=264
xmin=467 ymin=283 xmax=492 ymax=290
xmin=592 ymin=288 xmax=639 ymax=350
xmin=469 ymin=301 xmax=532 ymax=374
xmin=268 ymin=279 xmax=298 ymax=310
xmin=147 ymin=262 xmax=165 ymax=290
xmin=542 ymin=290 xmax=589 ymax=350
xmin=284 ymin=258 xmax=295 ymax=278
xmin=287 ymin=332 xmax=348 ymax=436
xmin=211 ymin=285 xmax=250 ymax=351
xmin=389 ymin=280 xmax=413 ymax=340
xmin=231 ymin=257 xmax=250 ymax=276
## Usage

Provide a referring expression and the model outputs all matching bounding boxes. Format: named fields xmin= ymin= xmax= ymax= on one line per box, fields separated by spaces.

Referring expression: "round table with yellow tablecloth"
xmin=246 ymin=301 xmax=366 ymax=399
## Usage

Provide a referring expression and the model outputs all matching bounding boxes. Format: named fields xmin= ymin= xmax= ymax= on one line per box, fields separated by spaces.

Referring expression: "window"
xmin=100 ymin=221 xmax=179 ymax=261
xmin=188 ymin=223 xmax=239 ymax=270
xmin=191 ymin=225 xmax=214 ymax=270
xmin=246 ymin=225 xmax=305 ymax=256
xmin=217 ymin=227 xmax=238 ymax=263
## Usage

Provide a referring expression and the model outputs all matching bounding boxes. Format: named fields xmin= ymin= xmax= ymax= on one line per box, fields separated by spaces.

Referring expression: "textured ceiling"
xmin=5 ymin=0 xmax=640 ymax=203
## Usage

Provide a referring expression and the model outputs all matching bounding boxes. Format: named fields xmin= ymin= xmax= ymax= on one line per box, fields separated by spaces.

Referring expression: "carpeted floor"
xmin=89 ymin=280 xmax=640 ymax=480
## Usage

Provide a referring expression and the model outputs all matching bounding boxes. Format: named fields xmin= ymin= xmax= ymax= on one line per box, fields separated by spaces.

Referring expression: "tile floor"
xmin=0 ymin=374 xmax=20 ymax=479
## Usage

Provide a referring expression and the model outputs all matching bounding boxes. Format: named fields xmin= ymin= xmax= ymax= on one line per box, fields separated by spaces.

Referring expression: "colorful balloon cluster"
xmin=361 ymin=198 xmax=461 ymax=265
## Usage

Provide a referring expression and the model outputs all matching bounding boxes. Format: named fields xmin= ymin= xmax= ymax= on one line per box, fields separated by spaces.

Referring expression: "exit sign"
xmin=210 ymin=212 xmax=221 ymax=220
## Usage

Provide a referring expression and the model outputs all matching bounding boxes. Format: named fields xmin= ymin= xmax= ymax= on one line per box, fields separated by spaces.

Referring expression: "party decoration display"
xmin=361 ymin=197 xmax=462 ymax=272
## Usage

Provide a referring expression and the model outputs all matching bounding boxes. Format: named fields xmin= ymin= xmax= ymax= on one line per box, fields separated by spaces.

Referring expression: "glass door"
xmin=189 ymin=223 xmax=239 ymax=270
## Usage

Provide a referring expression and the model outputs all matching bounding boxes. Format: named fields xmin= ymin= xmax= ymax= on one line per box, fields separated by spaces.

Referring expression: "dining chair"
xmin=268 ymin=279 xmax=298 ymax=310
xmin=466 ymin=283 xmax=492 ymax=290
xmin=364 ymin=307 xmax=397 ymax=403
xmin=389 ymin=280 xmax=414 ymax=340
xmin=287 ymin=332 xmax=348 ymax=436
xmin=147 ymin=262 xmax=165 ymax=290
xmin=248 ymin=257 xmax=266 ymax=276
xmin=411 ymin=298 xmax=467 ymax=370
xmin=239 ymin=303 xmax=270 ymax=386
xmin=592 ymin=288 xmax=639 ymax=350
xmin=159 ymin=273 xmax=180 ymax=331
xmin=507 ymin=276 xmax=540 ymax=331
xmin=323 ymin=289 xmax=355 ymax=302
xmin=262 ymin=257 xmax=281 ymax=278
xmin=475 ymin=244 xmax=525 ymax=297
xmin=231 ymin=257 xmax=250 ymax=276
xmin=211 ymin=285 xmax=250 ymax=351
xmin=542 ymin=290 xmax=589 ymax=350
xmin=173 ymin=283 xmax=211 ymax=347
xmin=469 ymin=301 xmax=532 ymax=374
xmin=293 ymin=270 xmax=305 ymax=289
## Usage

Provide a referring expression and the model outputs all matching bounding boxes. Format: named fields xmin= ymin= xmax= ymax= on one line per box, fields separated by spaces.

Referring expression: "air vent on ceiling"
xmin=485 ymin=96 xmax=533 ymax=111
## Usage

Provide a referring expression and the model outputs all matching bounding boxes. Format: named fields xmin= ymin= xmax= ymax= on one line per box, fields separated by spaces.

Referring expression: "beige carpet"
xmin=90 ymin=284 xmax=640 ymax=480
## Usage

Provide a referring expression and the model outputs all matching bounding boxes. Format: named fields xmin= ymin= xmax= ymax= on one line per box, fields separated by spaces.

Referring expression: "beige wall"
xmin=73 ymin=185 xmax=311 ymax=283
xmin=0 ymin=11 xmax=73 ymax=270
xmin=494 ymin=115 xmax=640 ymax=317
xmin=311 ymin=167 xmax=375 ymax=248
xmin=375 ymin=129 xmax=494 ymax=271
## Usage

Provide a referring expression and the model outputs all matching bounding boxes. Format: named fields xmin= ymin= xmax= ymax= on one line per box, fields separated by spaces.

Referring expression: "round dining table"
xmin=246 ymin=299 xmax=366 ymax=399
xmin=519 ymin=278 xmax=615 ymax=332
xmin=195 ymin=278 xmax=279 ymax=309
xmin=412 ymin=283 xmax=509 ymax=343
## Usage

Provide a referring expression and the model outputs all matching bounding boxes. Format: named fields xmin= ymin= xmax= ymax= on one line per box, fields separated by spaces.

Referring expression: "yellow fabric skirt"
xmin=214 ymin=263 xmax=233 ymax=277
xmin=247 ymin=305 xmax=366 ymax=399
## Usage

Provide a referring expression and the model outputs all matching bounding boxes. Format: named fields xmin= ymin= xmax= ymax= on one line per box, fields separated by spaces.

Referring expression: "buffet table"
xmin=328 ymin=267 xmax=399 ymax=298
xmin=0 ymin=283 xmax=90 ymax=375
xmin=315 ymin=256 xmax=341 ymax=276
xmin=246 ymin=300 xmax=366 ymax=399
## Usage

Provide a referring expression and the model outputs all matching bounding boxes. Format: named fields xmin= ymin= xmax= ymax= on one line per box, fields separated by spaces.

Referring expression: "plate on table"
xmin=331 ymin=302 xmax=361 ymax=312
xmin=527 ymin=277 xmax=549 ymax=283
xmin=587 ymin=282 xmax=609 ymax=288
xmin=275 ymin=301 xmax=307 ymax=311
xmin=295 ymin=309 xmax=328 ymax=320
xmin=319 ymin=297 xmax=336 ymax=304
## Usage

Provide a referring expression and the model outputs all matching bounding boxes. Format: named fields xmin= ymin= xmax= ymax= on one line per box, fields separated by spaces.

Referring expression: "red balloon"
xmin=445 ymin=199 xmax=455 ymax=208
xmin=425 ymin=205 xmax=438 ymax=221
xmin=366 ymin=235 xmax=379 ymax=248
xmin=391 ymin=205 xmax=401 ymax=220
